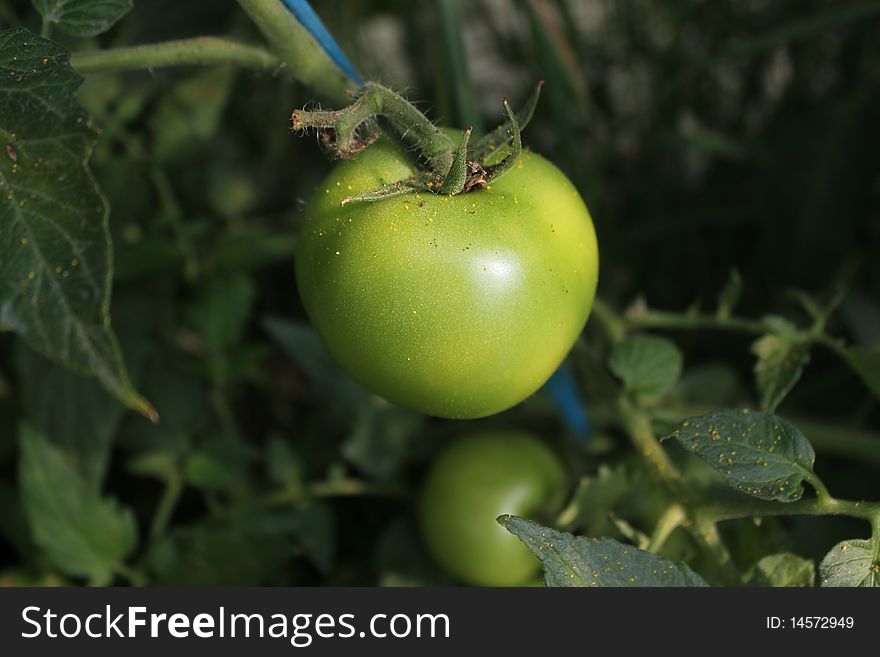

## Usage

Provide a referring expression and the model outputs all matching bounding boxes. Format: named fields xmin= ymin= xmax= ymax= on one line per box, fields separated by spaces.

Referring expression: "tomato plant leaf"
xmin=751 ymin=333 xmax=810 ymax=412
xmin=149 ymin=68 xmax=236 ymax=164
xmin=32 ymin=0 xmax=132 ymax=37
xmin=18 ymin=425 xmax=137 ymax=585
xmin=819 ymin=540 xmax=880 ymax=587
xmin=0 ymin=29 xmax=154 ymax=419
xmin=665 ymin=409 xmax=816 ymax=502
xmin=264 ymin=317 xmax=423 ymax=479
xmin=265 ymin=436 xmax=304 ymax=490
xmin=189 ymin=274 xmax=256 ymax=352
xmin=844 ymin=347 xmax=880 ymax=399
xmin=609 ymin=334 xmax=683 ymax=396
xmin=752 ymin=553 xmax=815 ymax=587
xmin=556 ymin=464 xmax=631 ymax=535
xmin=293 ymin=499 xmax=336 ymax=574
xmin=498 ymin=515 xmax=708 ymax=587
xmin=342 ymin=404 xmax=424 ymax=480
xmin=16 ymin=345 xmax=122 ymax=488
xmin=148 ymin=515 xmax=298 ymax=586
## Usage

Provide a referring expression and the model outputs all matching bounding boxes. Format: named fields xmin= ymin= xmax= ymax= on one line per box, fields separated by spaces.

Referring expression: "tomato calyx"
xmin=291 ymin=81 xmax=543 ymax=205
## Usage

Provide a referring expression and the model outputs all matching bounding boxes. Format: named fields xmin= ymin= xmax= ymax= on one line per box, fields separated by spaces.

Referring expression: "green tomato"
xmin=418 ymin=432 xmax=566 ymax=586
xmin=295 ymin=136 xmax=598 ymax=418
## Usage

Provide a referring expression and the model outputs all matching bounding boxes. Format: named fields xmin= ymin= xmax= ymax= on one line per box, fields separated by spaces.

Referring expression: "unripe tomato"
xmin=418 ymin=432 xmax=566 ymax=586
xmin=295 ymin=136 xmax=598 ymax=418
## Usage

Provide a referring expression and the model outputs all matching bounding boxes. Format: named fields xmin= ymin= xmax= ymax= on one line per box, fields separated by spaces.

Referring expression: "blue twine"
xmin=543 ymin=367 xmax=591 ymax=441
xmin=280 ymin=0 xmax=365 ymax=86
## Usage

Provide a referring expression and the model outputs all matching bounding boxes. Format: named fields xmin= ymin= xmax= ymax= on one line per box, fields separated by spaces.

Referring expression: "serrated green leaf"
xmin=16 ymin=345 xmax=121 ymax=487
xmin=265 ymin=317 xmax=422 ymax=479
xmin=18 ymin=425 xmax=137 ymax=584
xmin=32 ymin=0 xmax=132 ymax=37
xmin=149 ymin=68 xmax=235 ymax=164
xmin=148 ymin=514 xmax=297 ymax=586
xmin=0 ymin=29 xmax=154 ymax=420
xmin=845 ymin=347 xmax=880 ymax=399
xmin=752 ymin=553 xmax=815 ymax=587
xmin=819 ymin=540 xmax=880 ymax=587
xmin=189 ymin=274 xmax=255 ymax=352
xmin=264 ymin=317 xmax=366 ymax=413
xmin=751 ymin=333 xmax=810 ymax=412
xmin=556 ymin=464 xmax=631 ymax=534
xmin=294 ymin=499 xmax=336 ymax=574
xmin=265 ymin=436 xmax=303 ymax=490
xmin=666 ymin=409 xmax=816 ymax=502
xmin=342 ymin=402 xmax=423 ymax=480
xmin=609 ymin=334 xmax=683 ymax=395
xmin=498 ymin=515 xmax=708 ymax=587
xmin=182 ymin=437 xmax=257 ymax=492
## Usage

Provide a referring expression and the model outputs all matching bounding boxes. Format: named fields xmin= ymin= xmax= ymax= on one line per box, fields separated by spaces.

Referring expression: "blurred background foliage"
xmin=0 ymin=0 xmax=879 ymax=585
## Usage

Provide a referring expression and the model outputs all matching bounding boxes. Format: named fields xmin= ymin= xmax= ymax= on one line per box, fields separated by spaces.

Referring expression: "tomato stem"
xmin=70 ymin=37 xmax=283 ymax=75
xmin=292 ymin=81 xmax=543 ymax=203
xmin=292 ymin=82 xmax=455 ymax=172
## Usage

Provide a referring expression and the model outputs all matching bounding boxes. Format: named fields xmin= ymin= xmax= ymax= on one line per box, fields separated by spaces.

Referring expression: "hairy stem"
xmin=292 ymin=82 xmax=455 ymax=174
xmin=697 ymin=496 xmax=880 ymax=524
xmin=623 ymin=306 xmax=766 ymax=335
xmin=646 ymin=503 xmax=686 ymax=553
xmin=617 ymin=397 xmax=684 ymax=494
xmin=70 ymin=37 xmax=283 ymax=74
xmin=236 ymin=0 xmax=356 ymax=102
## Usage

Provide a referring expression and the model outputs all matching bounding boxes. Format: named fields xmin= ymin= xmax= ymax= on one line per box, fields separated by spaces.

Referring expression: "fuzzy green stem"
xmin=617 ymin=396 xmax=684 ymax=493
xmin=292 ymin=82 xmax=455 ymax=174
xmin=696 ymin=496 xmax=880 ymax=524
xmin=70 ymin=37 xmax=283 ymax=74
xmin=236 ymin=0 xmax=356 ymax=102
xmin=646 ymin=503 xmax=686 ymax=553
xmin=619 ymin=301 xmax=854 ymax=361
xmin=623 ymin=306 xmax=766 ymax=335
xmin=691 ymin=516 xmax=738 ymax=580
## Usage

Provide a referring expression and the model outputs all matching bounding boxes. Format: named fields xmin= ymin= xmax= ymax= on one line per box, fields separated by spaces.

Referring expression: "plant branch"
xmin=70 ymin=37 xmax=284 ymax=74
xmin=697 ymin=495 xmax=880 ymax=524
xmin=617 ymin=396 xmax=684 ymax=494
xmin=236 ymin=0 xmax=357 ymax=102
xmin=623 ymin=305 xmax=766 ymax=335
xmin=617 ymin=300 xmax=854 ymax=361
xmin=292 ymin=82 xmax=454 ymax=172
xmin=646 ymin=503 xmax=686 ymax=553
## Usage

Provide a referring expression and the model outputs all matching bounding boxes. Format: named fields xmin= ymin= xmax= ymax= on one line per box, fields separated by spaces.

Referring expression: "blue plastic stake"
xmin=280 ymin=0 xmax=365 ymax=86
